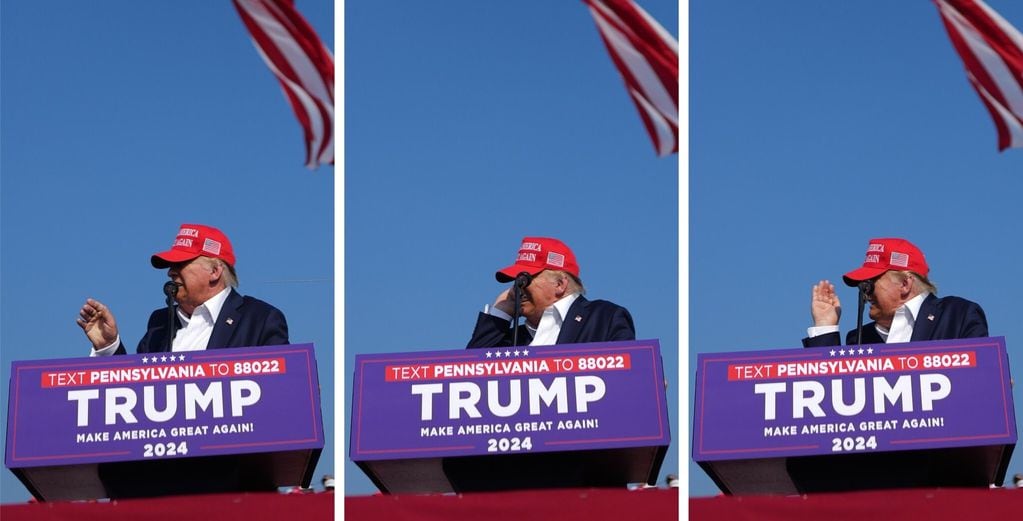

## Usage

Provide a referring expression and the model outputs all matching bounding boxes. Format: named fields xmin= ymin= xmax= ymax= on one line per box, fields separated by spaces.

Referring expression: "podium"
xmin=692 ymin=337 xmax=1017 ymax=494
xmin=5 ymin=344 xmax=325 ymax=501
xmin=350 ymin=340 xmax=671 ymax=493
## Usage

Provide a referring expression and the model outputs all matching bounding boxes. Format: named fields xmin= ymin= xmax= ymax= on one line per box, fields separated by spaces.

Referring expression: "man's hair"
xmin=888 ymin=270 xmax=937 ymax=296
xmin=197 ymin=256 xmax=239 ymax=288
xmin=541 ymin=270 xmax=585 ymax=296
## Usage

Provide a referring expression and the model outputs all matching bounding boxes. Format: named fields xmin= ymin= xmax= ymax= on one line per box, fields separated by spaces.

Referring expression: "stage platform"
xmin=690 ymin=487 xmax=1023 ymax=520
xmin=5 ymin=486 xmax=1022 ymax=520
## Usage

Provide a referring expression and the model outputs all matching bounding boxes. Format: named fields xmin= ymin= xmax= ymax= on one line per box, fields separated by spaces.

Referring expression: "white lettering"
xmin=106 ymin=388 xmax=138 ymax=425
xmin=487 ymin=380 xmax=521 ymax=418
xmin=574 ymin=375 xmax=605 ymax=413
xmin=450 ymin=382 xmax=483 ymax=419
xmin=754 ymin=382 xmax=787 ymax=420
xmin=68 ymin=389 xmax=100 ymax=427
xmin=919 ymin=374 xmax=951 ymax=411
xmin=411 ymin=383 xmax=444 ymax=421
xmin=410 ymin=377 xmax=604 ymax=421
xmin=229 ymin=380 xmax=260 ymax=417
xmin=758 ymin=374 xmax=950 ymax=421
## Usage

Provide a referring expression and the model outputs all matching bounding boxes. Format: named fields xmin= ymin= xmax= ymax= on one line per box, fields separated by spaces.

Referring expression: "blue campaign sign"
xmin=693 ymin=337 xmax=1017 ymax=462
xmin=6 ymin=344 xmax=324 ymax=469
xmin=350 ymin=339 xmax=670 ymax=462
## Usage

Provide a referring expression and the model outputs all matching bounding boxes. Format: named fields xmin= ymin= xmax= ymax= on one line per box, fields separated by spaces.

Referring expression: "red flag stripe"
xmin=584 ymin=0 xmax=679 ymax=157
xmin=233 ymin=0 xmax=334 ymax=168
xmin=935 ymin=0 xmax=1023 ymax=150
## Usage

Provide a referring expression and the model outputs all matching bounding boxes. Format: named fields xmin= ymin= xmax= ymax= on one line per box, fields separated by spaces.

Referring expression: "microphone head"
xmin=163 ymin=281 xmax=180 ymax=297
xmin=514 ymin=272 xmax=533 ymax=288
xmin=858 ymin=279 xmax=875 ymax=297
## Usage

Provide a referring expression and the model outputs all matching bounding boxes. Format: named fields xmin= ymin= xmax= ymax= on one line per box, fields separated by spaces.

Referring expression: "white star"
xmin=866 ymin=347 xmax=874 ymax=354
xmin=857 ymin=348 xmax=865 ymax=355
xmin=513 ymin=350 xmax=521 ymax=357
xmin=829 ymin=350 xmax=836 ymax=357
xmin=848 ymin=350 xmax=856 ymax=356
xmin=142 ymin=356 xmax=149 ymax=364
xmin=485 ymin=351 xmax=493 ymax=358
xmin=522 ymin=349 xmax=529 ymax=356
xmin=160 ymin=356 xmax=168 ymax=362
xmin=839 ymin=349 xmax=846 ymax=356
xmin=494 ymin=351 xmax=502 ymax=358
xmin=178 ymin=355 xmax=186 ymax=361
xmin=504 ymin=350 xmax=511 ymax=357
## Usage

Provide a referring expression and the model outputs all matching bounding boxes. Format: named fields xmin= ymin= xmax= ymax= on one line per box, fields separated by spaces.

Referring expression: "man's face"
xmin=519 ymin=271 xmax=564 ymax=325
xmin=166 ymin=257 xmax=217 ymax=314
xmin=867 ymin=271 xmax=908 ymax=326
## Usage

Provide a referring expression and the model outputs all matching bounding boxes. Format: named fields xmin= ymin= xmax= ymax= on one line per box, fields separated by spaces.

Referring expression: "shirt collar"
xmin=524 ymin=292 xmax=581 ymax=336
xmin=176 ymin=286 xmax=232 ymax=325
xmin=874 ymin=291 xmax=930 ymax=339
xmin=551 ymin=292 xmax=581 ymax=322
xmin=902 ymin=291 xmax=929 ymax=324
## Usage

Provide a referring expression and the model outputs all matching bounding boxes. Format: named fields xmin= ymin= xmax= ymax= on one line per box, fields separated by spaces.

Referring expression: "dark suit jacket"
xmin=467 ymin=295 xmax=635 ymax=348
xmin=802 ymin=293 xmax=987 ymax=348
xmin=113 ymin=289 xmax=289 ymax=354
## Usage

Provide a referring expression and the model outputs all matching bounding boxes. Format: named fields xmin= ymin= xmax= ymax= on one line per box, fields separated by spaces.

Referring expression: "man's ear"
xmin=208 ymin=260 xmax=225 ymax=284
xmin=900 ymin=274 xmax=915 ymax=298
xmin=555 ymin=275 xmax=569 ymax=297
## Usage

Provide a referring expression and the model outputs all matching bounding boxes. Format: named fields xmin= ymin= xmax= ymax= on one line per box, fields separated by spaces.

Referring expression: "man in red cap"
xmin=77 ymin=223 xmax=289 ymax=355
xmin=803 ymin=237 xmax=987 ymax=348
xmin=467 ymin=237 xmax=634 ymax=348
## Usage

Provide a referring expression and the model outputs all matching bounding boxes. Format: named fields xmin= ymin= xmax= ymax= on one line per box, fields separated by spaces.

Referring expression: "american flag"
xmin=890 ymin=252 xmax=910 ymax=268
xmin=233 ymin=0 xmax=334 ymax=168
xmin=547 ymin=252 xmax=566 ymax=268
xmin=584 ymin=0 xmax=679 ymax=157
xmin=935 ymin=0 xmax=1023 ymax=150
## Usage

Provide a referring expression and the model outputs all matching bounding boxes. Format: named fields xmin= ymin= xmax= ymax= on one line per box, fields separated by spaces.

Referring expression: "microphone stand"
xmin=163 ymin=282 xmax=178 ymax=352
xmin=855 ymin=280 xmax=874 ymax=346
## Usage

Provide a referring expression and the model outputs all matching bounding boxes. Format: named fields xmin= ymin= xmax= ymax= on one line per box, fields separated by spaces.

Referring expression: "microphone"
xmin=854 ymin=279 xmax=874 ymax=346
xmin=514 ymin=272 xmax=532 ymax=289
xmin=163 ymin=281 xmax=180 ymax=351
xmin=511 ymin=272 xmax=532 ymax=347
xmin=858 ymin=279 xmax=875 ymax=298
xmin=163 ymin=281 xmax=180 ymax=297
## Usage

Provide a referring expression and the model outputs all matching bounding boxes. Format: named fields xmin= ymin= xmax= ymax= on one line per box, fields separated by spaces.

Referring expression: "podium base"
xmin=701 ymin=444 xmax=1015 ymax=495
xmin=13 ymin=449 xmax=321 ymax=501
xmin=359 ymin=445 xmax=668 ymax=494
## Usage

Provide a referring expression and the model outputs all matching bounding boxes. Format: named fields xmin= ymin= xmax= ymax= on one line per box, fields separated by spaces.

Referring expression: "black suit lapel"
xmin=555 ymin=296 xmax=588 ymax=345
xmin=911 ymin=293 xmax=939 ymax=342
xmin=207 ymin=289 xmax=243 ymax=349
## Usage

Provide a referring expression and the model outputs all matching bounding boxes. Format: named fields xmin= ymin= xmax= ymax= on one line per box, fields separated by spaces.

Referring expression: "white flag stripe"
xmin=592 ymin=12 xmax=677 ymax=126
xmin=585 ymin=0 xmax=678 ymax=157
xmin=635 ymin=5 xmax=679 ymax=56
xmin=251 ymin=42 xmax=333 ymax=163
xmin=976 ymin=79 xmax=1023 ymax=147
xmin=942 ymin=3 xmax=1023 ymax=116
xmin=936 ymin=0 xmax=1023 ymax=150
xmin=234 ymin=0 xmax=334 ymax=168
xmin=974 ymin=0 xmax=1023 ymax=52
xmin=245 ymin=0 xmax=332 ymax=103
xmin=631 ymin=86 xmax=675 ymax=157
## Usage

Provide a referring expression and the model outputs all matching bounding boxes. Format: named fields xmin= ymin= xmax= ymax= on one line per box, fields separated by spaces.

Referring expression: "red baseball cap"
xmin=151 ymin=224 xmax=236 ymax=268
xmin=842 ymin=237 xmax=929 ymax=286
xmin=495 ymin=237 xmax=580 ymax=282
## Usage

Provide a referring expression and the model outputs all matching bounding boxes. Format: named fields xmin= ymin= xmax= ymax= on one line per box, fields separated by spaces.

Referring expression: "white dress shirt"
xmin=486 ymin=292 xmax=581 ymax=346
xmin=806 ymin=292 xmax=930 ymax=344
xmin=91 ymin=287 xmax=232 ymax=356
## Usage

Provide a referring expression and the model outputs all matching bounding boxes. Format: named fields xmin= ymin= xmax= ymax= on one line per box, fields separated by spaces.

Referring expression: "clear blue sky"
xmin=691 ymin=0 xmax=1023 ymax=497
xmin=1 ymin=0 xmax=334 ymax=503
xmin=344 ymin=0 xmax=680 ymax=497
xmin=10 ymin=0 xmax=1018 ymax=507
